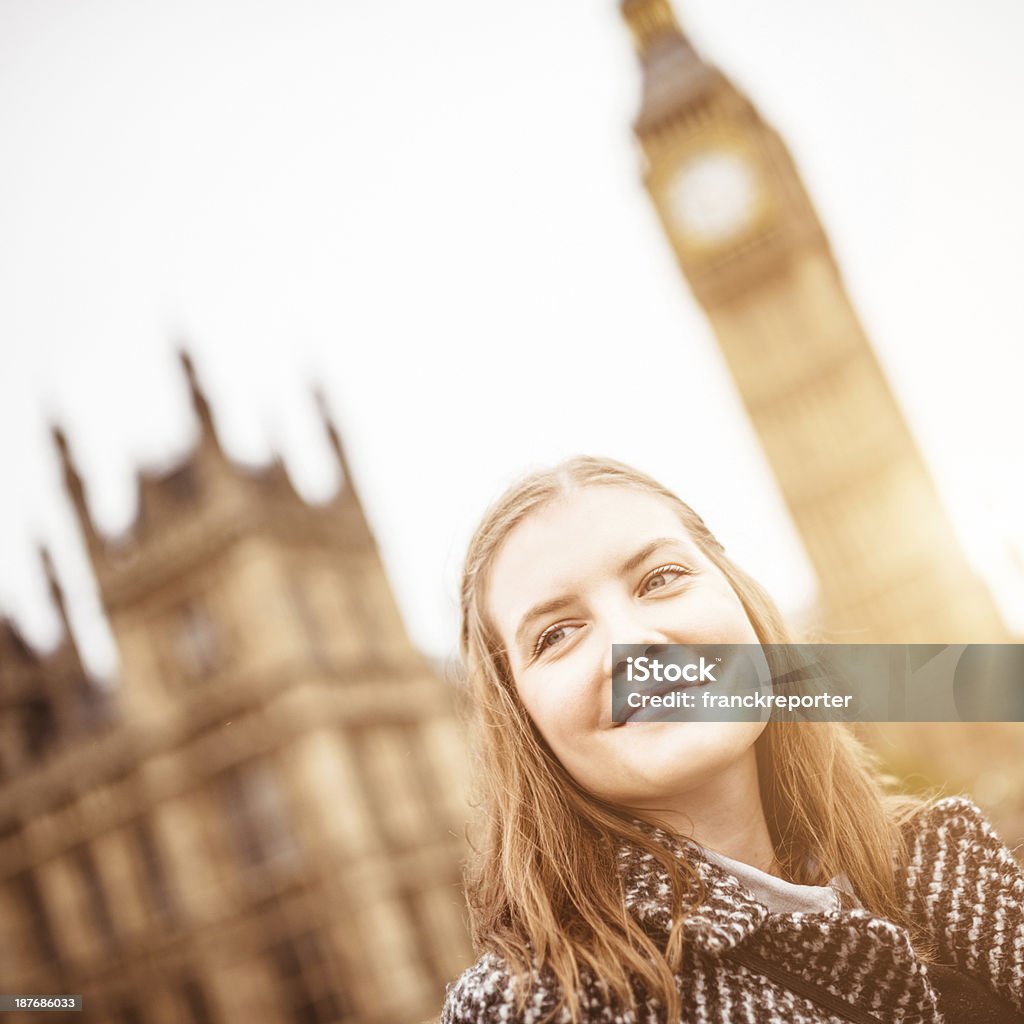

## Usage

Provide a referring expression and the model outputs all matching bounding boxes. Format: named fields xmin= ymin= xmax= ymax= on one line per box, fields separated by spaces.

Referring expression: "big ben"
xmin=620 ymin=0 xmax=1007 ymax=643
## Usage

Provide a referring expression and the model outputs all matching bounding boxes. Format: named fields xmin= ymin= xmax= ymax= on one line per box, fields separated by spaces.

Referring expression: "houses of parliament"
xmin=0 ymin=2 xmax=1018 ymax=1022
xmin=0 ymin=353 xmax=474 ymax=1023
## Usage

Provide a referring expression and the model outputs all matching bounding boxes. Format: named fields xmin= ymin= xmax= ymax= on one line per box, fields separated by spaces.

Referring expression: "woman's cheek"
xmin=523 ymin=640 xmax=602 ymax=739
xmin=529 ymin=676 xmax=579 ymax=742
xmin=522 ymin=672 xmax=564 ymax=731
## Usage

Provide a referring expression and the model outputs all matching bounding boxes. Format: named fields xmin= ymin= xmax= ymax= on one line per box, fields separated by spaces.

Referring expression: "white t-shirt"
xmin=695 ymin=843 xmax=863 ymax=915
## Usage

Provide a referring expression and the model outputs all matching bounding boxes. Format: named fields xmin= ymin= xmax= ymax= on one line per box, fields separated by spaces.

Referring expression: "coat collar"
xmin=618 ymin=822 xmax=771 ymax=953
xmin=615 ymin=821 xmax=942 ymax=1022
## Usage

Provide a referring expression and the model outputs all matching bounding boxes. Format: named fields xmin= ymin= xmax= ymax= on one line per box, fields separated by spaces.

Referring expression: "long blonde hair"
xmin=458 ymin=455 xmax=926 ymax=1023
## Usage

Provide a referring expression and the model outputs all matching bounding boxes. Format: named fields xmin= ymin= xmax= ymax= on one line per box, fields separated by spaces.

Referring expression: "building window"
xmin=269 ymin=931 xmax=355 ymax=1024
xmin=180 ymin=975 xmax=215 ymax=1024
xmin=22 ymin=695 xmax=59 ymax=760
xmin=399 ymin=887 xmax=453 ymax=988
xmin=289 ymin=574 xmax=330 ymax=671
xmin=221 ymin=761 xmax=301 ymax=880
xmin=172 ymin=600 xmax=222 ymax=681
xmin=16 ymin=870 xmax=61 ymax=965
xmin=73 ymin=845 xmax=117 ymax=950
xmin=351 ymin=725 xmax=436 ymax=848
xmin=114 ymin=1001 xmax=145 ymax=1024
xmin=134 ymin=819 xmax=177 ymax=925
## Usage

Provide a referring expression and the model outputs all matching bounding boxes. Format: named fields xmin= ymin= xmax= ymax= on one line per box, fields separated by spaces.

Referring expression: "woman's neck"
xmin=633 ymin=747 xmax=781 ymax=877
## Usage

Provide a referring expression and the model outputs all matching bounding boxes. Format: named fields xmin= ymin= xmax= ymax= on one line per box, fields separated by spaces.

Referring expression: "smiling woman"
xmin=485 ymin=482 xmax=767 ymax=834
xmin=440 ymin=455 xmax=1024 ymax=1024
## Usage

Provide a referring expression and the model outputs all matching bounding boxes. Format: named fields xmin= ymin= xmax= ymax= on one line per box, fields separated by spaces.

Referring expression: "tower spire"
xmin=314 ymin=387 xmax=359 ymax=500
xmin=52 ymin=424 xmax=100 ymax=552
xmin=313 ymin=386 xmax=374 ymax=541
xmin=620 ymin=0 xmax=718 ymax=134
xmin=620 ymin=0 xmax=684 ymax=52
xmin=39 ymin=545 xmax=73 ymax=641
xmin=178 ymin=349 xmax=220 ymax=448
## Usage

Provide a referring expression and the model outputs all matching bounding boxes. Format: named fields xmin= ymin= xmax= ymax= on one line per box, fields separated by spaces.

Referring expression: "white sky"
xmin=2 ymin=0 xmax=1023 ymax=679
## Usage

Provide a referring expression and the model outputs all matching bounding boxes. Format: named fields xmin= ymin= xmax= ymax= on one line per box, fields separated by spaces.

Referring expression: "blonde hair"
xmin=458 ymin=455 xmax=926 ymax=1023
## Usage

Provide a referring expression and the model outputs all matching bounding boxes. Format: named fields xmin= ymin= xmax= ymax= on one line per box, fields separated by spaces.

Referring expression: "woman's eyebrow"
xmin=512 ymin=537 xmax=685 ymax=655
xmin=619 ymin=537 xmax=682 ymax=575
xmin=514 ymin=596 xmax=577 ymax=655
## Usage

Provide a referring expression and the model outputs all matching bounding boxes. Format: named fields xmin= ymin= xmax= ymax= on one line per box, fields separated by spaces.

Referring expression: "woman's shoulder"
xmin=895 ymin=793 xmax=1023 ymax=903
xmin=900 ymin=794 xmax=1017 ymax=856
xmin=897 ymin=795 xmax=1024 ymax=1014
xmin=440 ymin=951 xmax=634 ymax=1024
xmin=439 ymin=952 xmax=511 ymax=1024
xmin=440 ymin=951 xmax=570 ymax=1024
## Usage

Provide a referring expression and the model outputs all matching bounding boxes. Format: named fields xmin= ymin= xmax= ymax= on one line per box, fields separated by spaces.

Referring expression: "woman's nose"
xmin=609 ymin=642 xmax=674 ymax=686
xmin=600 ymin=610 xmax=673 ymax=678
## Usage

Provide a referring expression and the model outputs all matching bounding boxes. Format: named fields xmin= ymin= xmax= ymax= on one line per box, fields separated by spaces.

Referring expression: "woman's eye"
xmin=534 ymin=623 xmax=576 ymax=657
xmin=643 ymin=565 xmax=690 ymax=593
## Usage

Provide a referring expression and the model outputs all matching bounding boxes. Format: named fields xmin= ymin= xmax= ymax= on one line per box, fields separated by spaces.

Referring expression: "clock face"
xmin=667 ymin=150 xmax=760 ymax=246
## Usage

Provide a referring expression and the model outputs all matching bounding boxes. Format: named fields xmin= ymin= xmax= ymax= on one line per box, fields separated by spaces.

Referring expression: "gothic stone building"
xmin=0 ymin=355 xmax=472 ymax=1024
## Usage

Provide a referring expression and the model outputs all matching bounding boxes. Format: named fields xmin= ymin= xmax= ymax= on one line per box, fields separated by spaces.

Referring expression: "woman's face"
xmin=485 ymin=484 xmax=767 ymax=813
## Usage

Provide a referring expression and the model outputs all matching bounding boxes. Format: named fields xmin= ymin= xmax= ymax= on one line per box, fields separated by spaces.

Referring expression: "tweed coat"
xmin=440 ymin=797 xmax=1024 ymax=1023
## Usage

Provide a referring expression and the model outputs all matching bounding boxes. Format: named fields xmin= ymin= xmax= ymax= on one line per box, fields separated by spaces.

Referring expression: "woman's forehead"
xmin=485 ymin=485 xmax=700 ymax=634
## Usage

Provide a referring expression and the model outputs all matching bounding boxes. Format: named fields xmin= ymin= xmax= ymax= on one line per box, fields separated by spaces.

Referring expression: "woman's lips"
xmin=611 ymin=646 xmax=769 ymax=726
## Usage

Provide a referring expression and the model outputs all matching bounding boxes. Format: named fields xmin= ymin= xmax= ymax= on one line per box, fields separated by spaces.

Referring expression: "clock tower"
xmin=621 ymin=0 xmax=1006 ymax=642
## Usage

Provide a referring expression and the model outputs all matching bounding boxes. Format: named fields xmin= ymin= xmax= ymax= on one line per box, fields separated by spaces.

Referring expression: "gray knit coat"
xmin=440 ymin=797 xmax=1024 ymax=1023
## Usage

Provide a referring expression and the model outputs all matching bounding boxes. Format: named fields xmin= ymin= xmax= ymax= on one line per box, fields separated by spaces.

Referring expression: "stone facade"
xmin=0 ymin=355 xmax=473 ymax=1023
